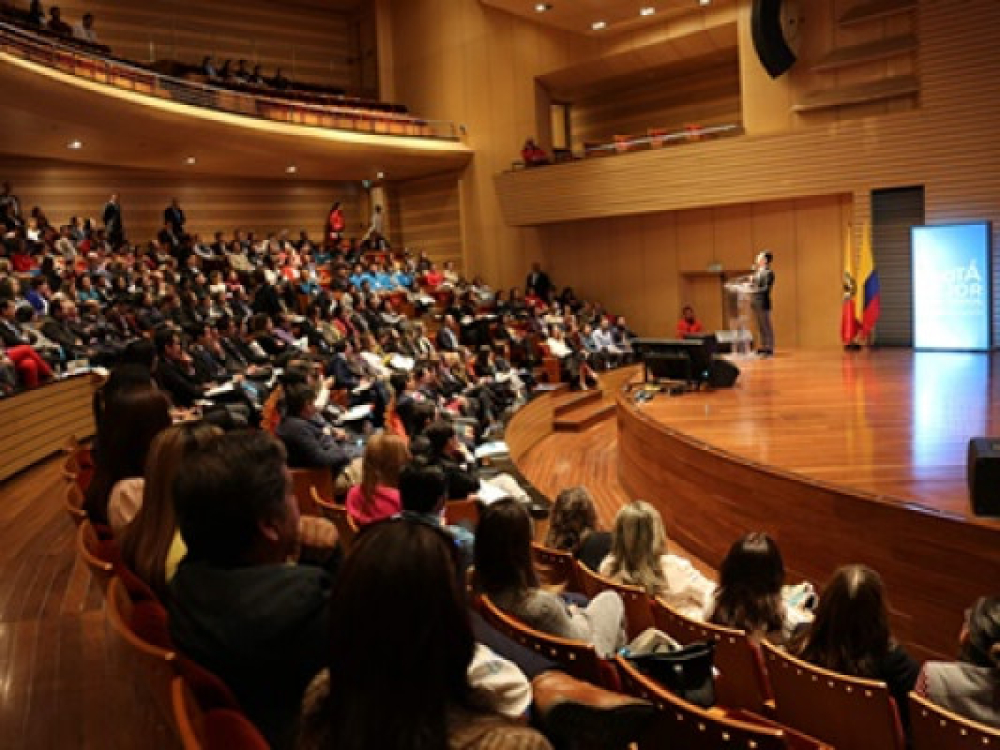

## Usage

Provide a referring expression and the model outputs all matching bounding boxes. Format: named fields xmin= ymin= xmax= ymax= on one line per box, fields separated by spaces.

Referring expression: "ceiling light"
xmin=534 ymin=3 xmax=552 ymax=11
xmin=640 ymin=6 xmax=656 ymax=16
xmin=591 ymin=20 xmax=607 ymax=30
xmin=67 ymin=140 xmax=83 ymax=150
xmin=699 ymin=0 xmax=710 ymax=5
xmin=185 ymin=156 xmax=196 ymax=165
xmin=376 ymin=171 xmax=385 ymax=179
xmin=286 ymin=165 xmax=298 ymax=174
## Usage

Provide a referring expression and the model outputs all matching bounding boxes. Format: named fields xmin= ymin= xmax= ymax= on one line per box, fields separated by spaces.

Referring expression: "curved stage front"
xmin=616 ymin=349 xmax=1000 ymax=661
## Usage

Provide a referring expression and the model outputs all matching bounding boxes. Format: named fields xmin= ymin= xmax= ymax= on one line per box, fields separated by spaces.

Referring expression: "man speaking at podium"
xmin=751 ymin=251 xmax=775 ymax=357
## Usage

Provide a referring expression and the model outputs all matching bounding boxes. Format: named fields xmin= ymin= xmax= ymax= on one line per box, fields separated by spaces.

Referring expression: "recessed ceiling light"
xmin=591 ymin=20 xmax=607 ymax=30
xmin=699 ymin=0 xmax=710 ymax=5
xmin=67 ymin=140 xmax=83 ymax=150
xmin=376 ymin=171 xmax=385 ymax=179
xmin=640 ymin=6 xmax=656 ymax=16
xmin=534 ymin=3 xmax=552 ymax=12
xmin=185 ymin=156 xmax=196 ymax=165
xmin=286 ymin=165 xmax=298 ymax=174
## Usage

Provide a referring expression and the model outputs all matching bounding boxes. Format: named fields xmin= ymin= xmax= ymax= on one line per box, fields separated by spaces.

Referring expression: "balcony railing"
xmin=0 ymin=20 xmax=461 ymax=141
xmin=511 ymin=123 xmax=744 ymax=172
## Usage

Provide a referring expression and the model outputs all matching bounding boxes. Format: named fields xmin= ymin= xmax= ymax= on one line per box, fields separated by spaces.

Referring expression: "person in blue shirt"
xmin=349 ymin=262 xmax=372 ymax=290
xmin=370 ymin=263 xmax=393 ymax=292
xmin=390 ymin=262 xmax=413 ymax=290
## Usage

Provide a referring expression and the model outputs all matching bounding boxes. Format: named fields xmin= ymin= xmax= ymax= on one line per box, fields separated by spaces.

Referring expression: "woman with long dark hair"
xmin=543 ymin=486 xmax=610 ymax=572
xmin=84 ymin=387 xmax=172 ymax=526
xmin=707 ymin=532 xmax=812 ymax=643
xmin=475 ymin=499 xmax=625 ymax=658
xmin=298 ymin=519 xmax=551 ymax=750
xmin=792 ymin=565 xmax=918 ymax=728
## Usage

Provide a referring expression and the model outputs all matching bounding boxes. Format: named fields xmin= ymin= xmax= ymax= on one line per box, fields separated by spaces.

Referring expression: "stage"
xmin=615 ymin=348 xmax=1000 ymax=660
xmin=627 ymin=348 xmax=1000 ymax=521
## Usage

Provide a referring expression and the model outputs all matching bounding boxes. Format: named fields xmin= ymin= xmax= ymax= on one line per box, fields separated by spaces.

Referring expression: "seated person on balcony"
xmin=201 ymin=55 xmax=217 ymax=78
xmin=46 ymin=6 xmax=72 ymax=35
xmin=72 ymin=12 xmax=98 ymax=44
xmin=249 ymin=64 xmax=265 ymax=85
xmin=27 ymin=0 xmax=44 ymax=26
xmin=234 ymin=59 xmax=251 ymax=83
xmin=676 ymin=305 xmax=704 ymax=337
xmin=521 ymin=138 xmax=550 ymax=168
xmin=218 ymin=59 xmax=233 ymax=81
xmin=271 ymin=68 xmax=290 ymax=90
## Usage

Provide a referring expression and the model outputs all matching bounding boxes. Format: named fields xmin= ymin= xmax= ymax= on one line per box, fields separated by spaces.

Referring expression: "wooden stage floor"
xmin=632 ymin=348 xmax=1000 ymax=522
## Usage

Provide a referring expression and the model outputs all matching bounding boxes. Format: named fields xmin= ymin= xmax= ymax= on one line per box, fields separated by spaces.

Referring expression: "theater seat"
xmin=310 ymin=486 xmax=358 ymax=554
xmin=909 ymin=692 xmax=1000 ymax=750
xmin=172 ymin=677 xmax=268 ymax=750
xmin=575 ymin=562 xmax=654 ymax=640
xmin=77 ymin=519 xmax=117 ymax=589
xmin=530 ymin=542 xmax=579 ymax=592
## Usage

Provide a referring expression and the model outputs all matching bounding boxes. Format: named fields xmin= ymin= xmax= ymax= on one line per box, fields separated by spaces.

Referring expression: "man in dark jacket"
xmin=275 ymin=382 xmax=358 ymax=478
xmin=169 ymin=432 xmax=331 ymax=750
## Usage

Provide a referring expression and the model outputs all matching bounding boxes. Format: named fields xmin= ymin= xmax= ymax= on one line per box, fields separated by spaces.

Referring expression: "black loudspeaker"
xmin=707 ymin=357 xmax=740 ymax=388
xmin=968 ymin=438 xmax=1000 ymax=516
xmin=752 ymin=0 xmax=797 ymax=79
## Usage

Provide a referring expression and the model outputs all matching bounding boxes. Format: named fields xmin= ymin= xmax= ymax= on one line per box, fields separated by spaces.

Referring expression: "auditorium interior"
xmin=1 ymin=0 xmax=999 ymax=747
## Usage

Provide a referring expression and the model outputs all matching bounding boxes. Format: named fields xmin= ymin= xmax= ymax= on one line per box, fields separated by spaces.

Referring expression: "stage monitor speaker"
xmin=708 ymin=356 xmax=740 ymax=388
xmin=752 ymin=0 xmax=797 ymax=78
xmin=968 ymin=438 xmax=1000 ymax=516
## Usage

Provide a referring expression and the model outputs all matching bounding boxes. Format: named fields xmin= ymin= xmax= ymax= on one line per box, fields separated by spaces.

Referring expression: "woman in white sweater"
xmin=598 ymin=500 xmax=715 ymax=620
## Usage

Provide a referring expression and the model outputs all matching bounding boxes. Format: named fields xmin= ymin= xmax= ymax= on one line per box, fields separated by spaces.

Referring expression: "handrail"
xmin=0 ymin=20 xmax=461 ymax=141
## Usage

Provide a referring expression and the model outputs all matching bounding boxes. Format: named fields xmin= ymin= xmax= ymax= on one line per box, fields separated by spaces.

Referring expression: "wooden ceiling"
xmin=480 ymin=0 xmax=726 ymax=35
xmin=0 ymin=51 xmax=471 ymax=182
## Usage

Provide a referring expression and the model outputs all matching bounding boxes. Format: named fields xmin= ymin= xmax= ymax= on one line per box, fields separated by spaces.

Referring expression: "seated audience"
xmin=422 ymin=420 xmax=480 ymax=500
xmin=72 ymin=12 xmax=99 ymax=43
xmin=83 ymin=386 xmax=172 ymax=525
xmin=917 ymin=595 xmax=1000 ymax=728
xmin=298 ymin=518 xmax=552 ymax=750
xmin=598 ymin=500 xmax=715 ymax=620
xmin=475 ymin=498 xmax=625 ymax=658
xmin=277 ymin=381 xmax=360 ymax=479
xmin=791 ymin=565 xmax=919 ymax=730
xmin=543 ymin=486 xmax=611 ymax=572
xmin=676 ymin=305 xmax=703 ymax=337
xmin=46 ymin=5 xmax=72 ymax=35
xmin=397 ymin=462 xmax=474 ymax=566
xmin=118 ymin=422 xmax=222 ymax=596
xmin=169 ymin=431 xmax=330 ymax=749
xmin=344 ymin=433 xmax=410 ymax=527
xmin=707 ymin=532 xmax=813 ymax=644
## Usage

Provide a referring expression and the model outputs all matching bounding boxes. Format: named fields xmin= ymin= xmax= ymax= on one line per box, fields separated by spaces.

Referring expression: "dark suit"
xmin=156 ymin=357 xmax=204 ymax=407
xmin=276 ymin=414 xmax=351 ymax=475
xmin=103 ymin=200 xmax=124 ymax=246
xmin=436 ymin=326 xmax=459 ymax=352
xmin=164 ymin=205 xmax=186 ymax=237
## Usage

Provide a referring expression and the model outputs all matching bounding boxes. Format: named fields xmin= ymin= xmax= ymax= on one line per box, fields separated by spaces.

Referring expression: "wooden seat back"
xmin=172 ymin=676 xmax=269 ymax=750
xmin=77 ymin=519 xmax=115 ymax=588
xmin=909 ymin=692 xmax=1000 ymax=749
xmin=575 ymin=561 xmax=653 ymax=640
xmin=106 ymin=576 xmax=177 ymax=727
xmin=65 ymin=481 xmax=87 ymax=524
xmin=530 ymin=542 xmax=579 ymax=591
xmin=290 ymin=467 xmax=334 ymax=515
xmin=478 ymin=593 xmax=610 ymax=687
xmin=651 ymin=597 xmax=772 ymax=712
xmin=761 ymin=640 xmax=905 ymax=750
xmin=311 ymin=486 xmax=358 ymax=554
xmin=615 ymin=655 xmax=790 ymax=750
xmin=444 ymin=498 xmax=479 ymax=529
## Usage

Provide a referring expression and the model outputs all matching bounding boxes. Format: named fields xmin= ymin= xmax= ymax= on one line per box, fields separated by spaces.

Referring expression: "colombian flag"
xmin=855 ymin=223 xmax=880 ymax=337
xmin=841 ymin=225 xmax=860 ymax=345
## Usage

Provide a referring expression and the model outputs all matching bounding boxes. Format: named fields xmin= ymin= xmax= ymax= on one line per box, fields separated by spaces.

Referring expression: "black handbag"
xmin=625 ymin=641 xmax=716 ymax=708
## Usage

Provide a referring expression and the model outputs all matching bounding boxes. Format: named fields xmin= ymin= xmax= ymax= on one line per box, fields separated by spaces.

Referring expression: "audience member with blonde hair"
xmin=544 ymin=486 xmax=611 ymax=572
xmin=118 ymin=421 xmax=223 ymax=597
xmin=345 ymin=433 xmax=411 ymax=526
xmin=598 ymin=500 xmax=715 ymax=620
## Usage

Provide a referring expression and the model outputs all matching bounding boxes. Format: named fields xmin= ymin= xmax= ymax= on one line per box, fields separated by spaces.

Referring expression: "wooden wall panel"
xmin=569 ymin=58 xmax=741 ymax=148
xmin=52 ymin=0 xmax=359 ymax=90
xmin=0 ymin=155 xmax=363 ymax=246
xmin=390 ymin=172 xmax=464 ymax=271
xmin=539 ymin=195 xmax=849 ymax=347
